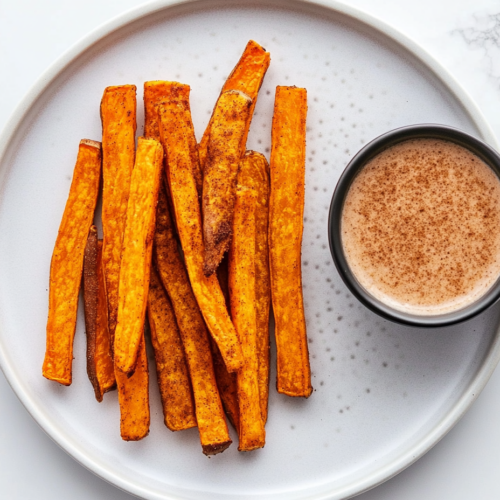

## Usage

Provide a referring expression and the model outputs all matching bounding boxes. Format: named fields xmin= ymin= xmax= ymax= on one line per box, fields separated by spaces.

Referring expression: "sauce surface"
xmin=341 ymin=138 xmax=500 ymax=315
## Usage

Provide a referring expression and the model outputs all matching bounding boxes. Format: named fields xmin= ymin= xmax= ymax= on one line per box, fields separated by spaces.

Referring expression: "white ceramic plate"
xmin=1 ymin=1 xmax=499 ymax=499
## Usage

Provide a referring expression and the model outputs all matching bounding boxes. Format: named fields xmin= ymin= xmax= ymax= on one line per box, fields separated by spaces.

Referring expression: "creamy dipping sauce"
xmin=341 ymin=138 xmax=500 ymax=315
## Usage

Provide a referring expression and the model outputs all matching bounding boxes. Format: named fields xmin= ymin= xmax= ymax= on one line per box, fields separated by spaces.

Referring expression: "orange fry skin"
xmin=148 ymin=266 xmax=197 ymax=432
xmin=144 ymin=81 xmax=167 ymax=140
xmin=229 ymin=186 xmax=265 ymax=451
xmin=95 ymin=240 xmax=116 ymax=395
xmin=144 ymin=81 xmax=202 ymax=197
xmin=154 ymin=183 xmax=231 ymax=454
xmin=202 ymin=90 xmax=253 ymax=276
xmin=83 ymin=228 xmax=115 ymax=401
xmin=212 ymin=256 xmax=240 ymax=432
xmin=269 ymin=86 xmax=312 ymax=398
xmin=238 ymin=151 xmax=271 ymax=423
xmin=43 ymin=139 xmax=101 ymax=385
xmin=101 ymin=85 xmax=137 ymax=353
xmin=83 ymin=227 xmax=100 ymax=399
xmin=210 ymin=337 xmax=240 ymax=432
xmin=114 ymin=137 xmax=163 ymax=375
xmin=116 ymin=333 xmax=150 ymax=441
xmin=158 ymin=90 xmax=244 ymax=375
xmin=199 ymin=40 xmax=271 ymax=170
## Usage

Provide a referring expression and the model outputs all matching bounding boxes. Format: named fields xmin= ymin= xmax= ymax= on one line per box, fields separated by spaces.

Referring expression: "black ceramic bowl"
xmin=328 ymin=124 xmax=500 ymax=327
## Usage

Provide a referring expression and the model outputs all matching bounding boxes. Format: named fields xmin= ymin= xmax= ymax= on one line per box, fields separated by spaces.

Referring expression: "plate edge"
xmin=0 ymin=1 xmax=499 ymax=499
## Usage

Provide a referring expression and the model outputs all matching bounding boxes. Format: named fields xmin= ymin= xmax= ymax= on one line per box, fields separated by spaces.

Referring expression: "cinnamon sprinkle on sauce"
xmin=341 ymin=139 xmax=500 ymax=315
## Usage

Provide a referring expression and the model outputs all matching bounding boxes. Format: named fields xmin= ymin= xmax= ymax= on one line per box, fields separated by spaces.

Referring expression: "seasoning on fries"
xmin=144 ymin=81 xmax=202 ymax=197
xmin=154 ymin=181 xmax=232 ymax=454
xmin=158 ymin=85 xmax=244 ymax=374
xmin=148 ymin=266 xmax=197 ymax=431
xmin=210 ymin=339 xmax=240 ymax=432
xmin=202 ymin=89 xmax=253 ymax=277
xmin=212 ymin=256 xmax=240 ymax=431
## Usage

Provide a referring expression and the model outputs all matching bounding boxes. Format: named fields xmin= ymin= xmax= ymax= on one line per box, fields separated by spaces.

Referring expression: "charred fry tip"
xmin=202 ymin=439 xmax=232 ymax=456
xmin=203 ymin=256 xmax=225 ymax=278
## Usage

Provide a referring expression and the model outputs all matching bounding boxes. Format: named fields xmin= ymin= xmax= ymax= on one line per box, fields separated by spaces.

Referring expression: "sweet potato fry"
xmin=147 ymin=266 xmax=197 ymax=432
xmin=43 ymin=139 xmax=101 ymax=385
xmin=210 ymin=337 xmax=240 ymax=432
xmin=101 ymin=85 xmax=137 ymax=352
xmin=154 ymin=181 xmax=232 ymax=454
xmin=229 ymin=186 xmax=265 ymax=451
xmin=95 ymin=240 xmax=116 ymax=394
xmin=211 ymin=256 xmax=240 ymax=431
xmin=114 ymin=137 xmax=163 ymax=375
xmin=269 ymin=86 xmax=312 ymax=397
xmin=199 ymin=40 xmax=271 ymax=171
xmin=83 ymin=227 xmax=115 ymax=401
xmin=144 ymin=81 xmax=202 ymax=196
xmin=202 ymin=90 xmax=253 ymax=276
xmin=158 ymin=90 xmax=244 ymax=375
xmin=238 ymin=151 xmax=271 ymax=422
xmin=116 ymin=333 xmax=150 ymax=441
xmin=144 ymin=81 xmax=167 ymax=140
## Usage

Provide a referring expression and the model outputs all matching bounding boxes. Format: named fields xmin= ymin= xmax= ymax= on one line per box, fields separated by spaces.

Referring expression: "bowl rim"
xmin=328 ymin=123 xmax=500 ymax=327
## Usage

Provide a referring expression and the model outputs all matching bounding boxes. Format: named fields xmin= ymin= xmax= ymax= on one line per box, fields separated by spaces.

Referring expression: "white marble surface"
xmin=1 ymin=0 xmax=500 ymax=498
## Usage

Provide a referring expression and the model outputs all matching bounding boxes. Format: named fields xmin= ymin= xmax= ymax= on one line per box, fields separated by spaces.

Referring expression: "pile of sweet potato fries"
xmin=42 ymin=40 xmax=312 ymax=455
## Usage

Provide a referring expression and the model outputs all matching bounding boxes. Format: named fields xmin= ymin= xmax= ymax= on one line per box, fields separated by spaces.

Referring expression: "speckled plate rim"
xmin=0 ymin=1 xmax=499 ymax=499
